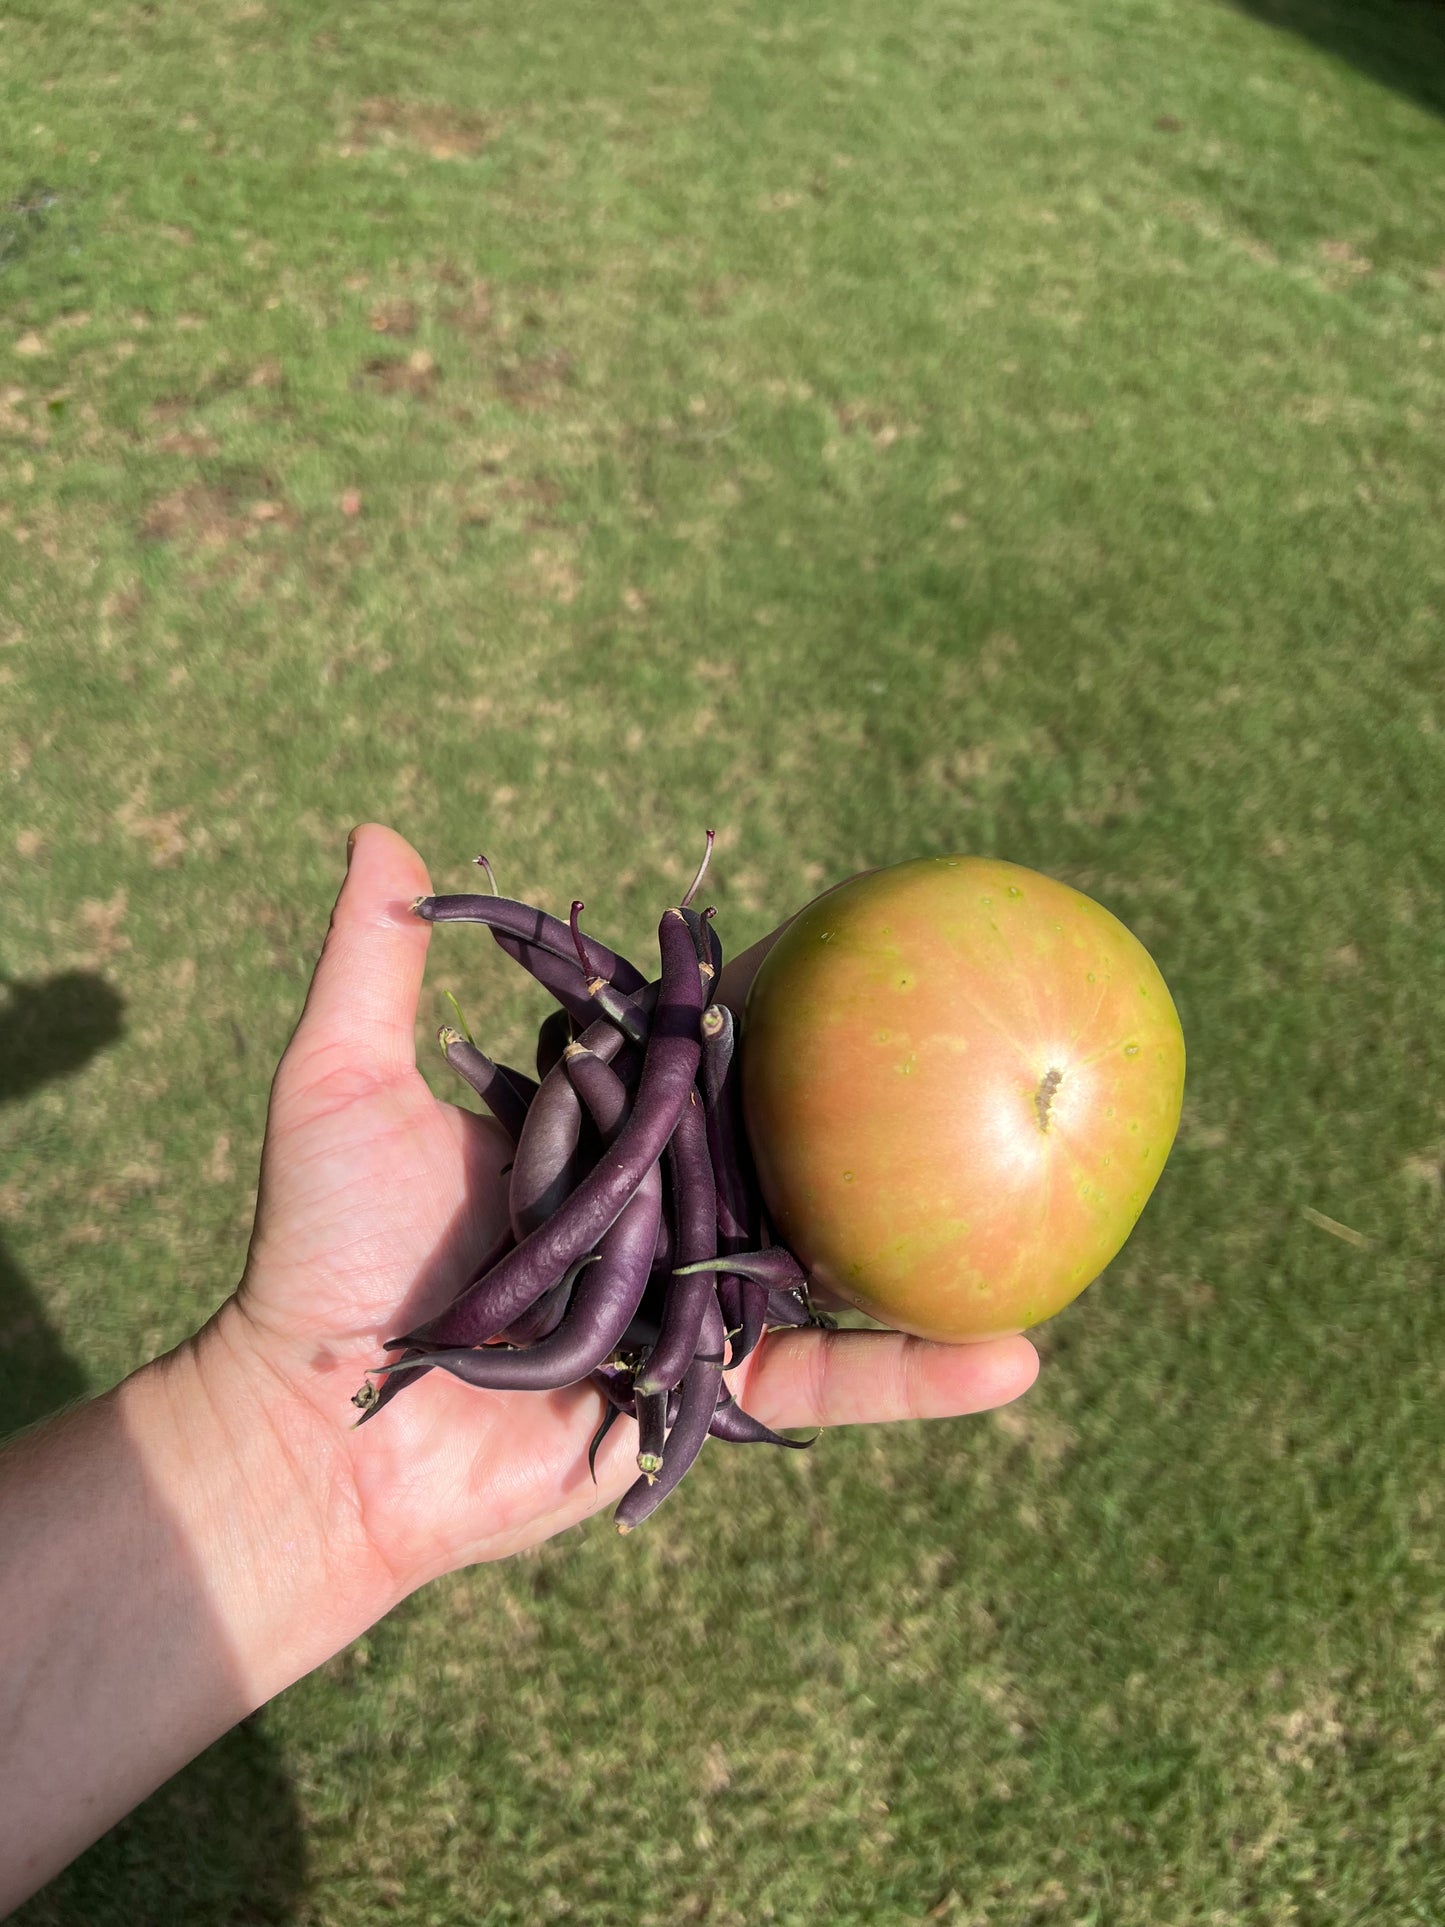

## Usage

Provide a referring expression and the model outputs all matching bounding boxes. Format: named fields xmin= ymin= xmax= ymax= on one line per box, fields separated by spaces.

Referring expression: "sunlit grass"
xmin=4 ymin=0 xmax=1443 ymax=1919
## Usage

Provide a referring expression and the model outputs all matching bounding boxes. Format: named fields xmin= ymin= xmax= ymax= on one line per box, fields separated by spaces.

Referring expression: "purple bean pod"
xmin=492 ymin=931 xmax=602 ymax=1028
xmin=651 ymin=1204 xmax=676 ymax=1276
xmin=589 ymin=1370 xmax=682 ymax=1425
xmin=587 ymin=1402 xmax=623 ymax=1483
xmin=636 ymin=1090 xmax=718 ymax=1395
xmin=508 ymin=1055 xmax=582 ymax=1242
xmin=710 ymin=1389 xmax=817 ymax=1450
xmin=561 ymin=1041 xmax=632 ymax=1143
xmin=762 ymin=1284 xmax=813 ymax=1328
xmin=678 ymin=907 xmax=721 ymax=995
xmin=498 ymin=1062 xmax=540 ymax=1103
xmin=438 ymin=1028 xmax=531 ymax=1142
xmin=614 ymin=1294 xmax=727 ymax=1531
xmin=583 ymin=975 xmax=650 ymax=1046
xmin=672 ymin=1246 xmax=808 ymax=1291
xmin=507 ymin=1018 xmax=630 ymax=1242
xmin=699 ymin=1003 xmax=762 ymax=1361
xmin=413 ymin=893 xmax=646 ymax=993
xmin=589 ymin=1365 xmax=638 ymax=1416
xmin=635 ymin=1389 xmax=667 ymax=1479
xmin=699 ymin=1004 xmax=761 ymax=1250
xmin=499 ymin=1273 xmax=572 ymax=1345
xmin=377 ymin=1164 xmax=661 ymax=1392
xmin=716 ymin=1275 xmax=744 ymax=1352
xmin=398 ymin=908 xmax=706 ymax=1350
xmin=535 ymin=1007 xmax=573 ymax=1080
xmin=723 ymin=1280 xmax=763 ymax=1369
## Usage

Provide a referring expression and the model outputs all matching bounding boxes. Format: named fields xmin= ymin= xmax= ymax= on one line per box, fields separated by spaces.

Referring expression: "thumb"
xmin=285 ymin=823 xmax=433 ymax=1085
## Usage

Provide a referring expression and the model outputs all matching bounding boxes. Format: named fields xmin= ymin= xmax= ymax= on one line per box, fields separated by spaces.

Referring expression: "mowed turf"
xmin=3 ymin=0 xmax=1443 ymax=1920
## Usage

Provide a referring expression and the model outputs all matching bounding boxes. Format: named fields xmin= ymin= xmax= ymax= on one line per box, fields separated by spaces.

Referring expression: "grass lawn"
xmin=3 ymin=0 xmax=1444 ymax=1920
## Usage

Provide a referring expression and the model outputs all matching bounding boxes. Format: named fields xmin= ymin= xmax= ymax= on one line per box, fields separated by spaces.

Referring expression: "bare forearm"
xmin=0 ymin=1312 xmax=395 ymax=1914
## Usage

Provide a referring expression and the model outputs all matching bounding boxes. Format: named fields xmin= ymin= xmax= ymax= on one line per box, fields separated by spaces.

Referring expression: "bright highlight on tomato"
xmin=740 ymin=856 xmax=1186 ymax=1342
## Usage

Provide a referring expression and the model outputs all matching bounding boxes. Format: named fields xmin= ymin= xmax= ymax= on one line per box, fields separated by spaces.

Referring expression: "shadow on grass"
xmin=1234 ymin=0 xmax=1445 ymax=119
xmin=1 ymin=973 xmax=307 ymax=1927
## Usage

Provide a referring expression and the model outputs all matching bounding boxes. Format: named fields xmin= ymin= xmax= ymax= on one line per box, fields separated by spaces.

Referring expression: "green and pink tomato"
xmin=740 ymin=856 xmax=1186 ymax=1342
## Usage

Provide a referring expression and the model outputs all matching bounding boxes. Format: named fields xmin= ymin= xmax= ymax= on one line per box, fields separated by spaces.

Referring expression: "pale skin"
xmin=0 ymin=824 xmax=1040 ymax=1913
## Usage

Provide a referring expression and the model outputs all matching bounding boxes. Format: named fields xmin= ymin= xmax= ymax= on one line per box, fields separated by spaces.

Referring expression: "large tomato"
xmin=739 ymin=856 xmax=1185 ymax=1341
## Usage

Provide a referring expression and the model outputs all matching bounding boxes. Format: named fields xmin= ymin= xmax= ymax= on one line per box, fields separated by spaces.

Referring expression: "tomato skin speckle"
xmin=742 ymin=855 xmax=1186 ymax=1341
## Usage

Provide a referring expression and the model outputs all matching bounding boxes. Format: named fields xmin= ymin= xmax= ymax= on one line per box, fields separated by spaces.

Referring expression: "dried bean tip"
xmin=438 ymin=1024 xmax=466 ymax=1048
xmin=680 ymin=829 xmax=716 ymax=910
xmin=410 ymin=894 xmax=435 ymax=918
xmin=370 ymin=1353 xmax=440 ymax=1378
xmin=587 ymin=1404 xmax=620 ymax=1484
xmin=471 ymin=853 xmax=499 ymax=895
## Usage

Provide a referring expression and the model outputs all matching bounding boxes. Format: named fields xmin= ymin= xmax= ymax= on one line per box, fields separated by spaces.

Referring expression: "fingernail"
xmin=346 ymin=826 xmax=359 ymax=869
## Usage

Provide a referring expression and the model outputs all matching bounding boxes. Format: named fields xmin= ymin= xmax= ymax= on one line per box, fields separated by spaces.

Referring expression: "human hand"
xmin=217 ymin=825 xmax=1039 ymax=1597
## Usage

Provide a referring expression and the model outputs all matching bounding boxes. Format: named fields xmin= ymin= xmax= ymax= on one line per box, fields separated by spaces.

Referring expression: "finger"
xmin=287 ymin=823 xmax=433 ymax=1083
xmin=737 ymin=1328 xmax=1039 ymax=1432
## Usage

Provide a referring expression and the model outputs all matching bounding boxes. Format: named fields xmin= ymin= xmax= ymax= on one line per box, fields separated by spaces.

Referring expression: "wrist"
xmin=130 ymin=1300 xmax=403 ymax=1710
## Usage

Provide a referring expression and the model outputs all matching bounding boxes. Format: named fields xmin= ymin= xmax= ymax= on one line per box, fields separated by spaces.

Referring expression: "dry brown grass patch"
xmin=358 ymin=350 xmax=441 ymax=399
xmin=342 ymin=96 xmax=498 ymax=161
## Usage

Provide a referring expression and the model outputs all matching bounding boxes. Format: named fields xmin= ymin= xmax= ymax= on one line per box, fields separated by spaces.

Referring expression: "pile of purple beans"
xmin=352 ymin=835 xmax=832 ymax=1531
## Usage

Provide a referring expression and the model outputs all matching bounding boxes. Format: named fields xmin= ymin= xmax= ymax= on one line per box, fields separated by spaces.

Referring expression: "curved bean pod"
xmin=636 ymin=1090 xmax=717 ymax=1395
xmin=614 ymin=1294 xmax=727 ymax=1531
xmin=700 ymin=1005 xmax=761 ymax=1252
xmin=492 ymin=931 xmax=601 ymax=1028
xmin=587 ymin=1402 xmax=623 ymax=1483
xmin=699 ymin=1002 xmax=759 ymax=1361
xmin=499 ymin=1273 xmax=572 ymax=1345
xmin=508 ymin=1058 xmax=582 ymax=1241
xmin=678 ymin=1249 xmax=812 ymax=1364
xmin=439 ymin=1028 xmax=531 ymax=1142
xmin=379 ymin=1167 xmax=661 ymax=1392
xmin=732 ymin=1280 xmax=769 ymax=1368
xmin=508 ymin=1018 xmax=631 ymax=1242
xmin=651 ymin=1206 xmax=676 ymax=1275
xmin=709 ymin=1391 xmax=817 ymax=1450
xmin=672 ymin=1247 xmax=808 ymax=1291
xmin=498 ymin=1063 xmax=540 ymax=1104
xmin=762 ymin=1284 xmax=812 ymax=1328
xmin=413 ymin=894 xmax=646 ymax=993
xmin=561 ymin=1041 xmax=632 ymax=1143
xmin=678 ymin=907 xmax=721 ymax=991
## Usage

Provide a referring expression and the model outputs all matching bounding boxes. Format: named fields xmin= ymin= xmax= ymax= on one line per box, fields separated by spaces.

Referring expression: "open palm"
xmin=226 ymin=825 xmax=1039 ymax=1592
